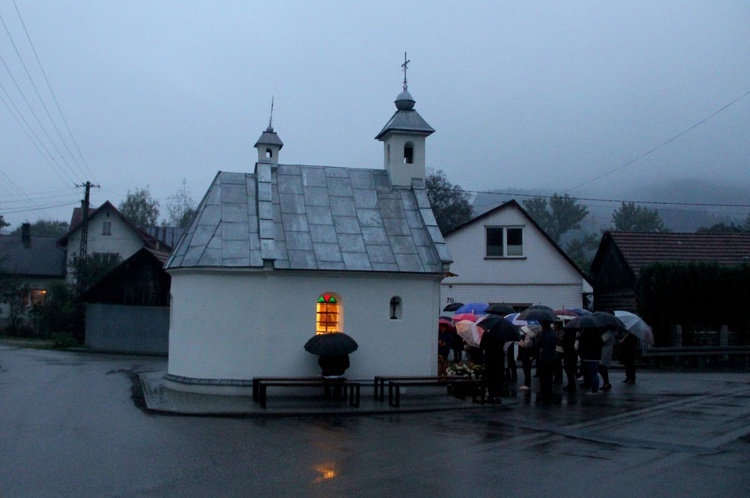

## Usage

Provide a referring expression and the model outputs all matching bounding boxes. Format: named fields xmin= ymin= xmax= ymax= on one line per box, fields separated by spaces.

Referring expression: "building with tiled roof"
xmin=0 ymin=224 xmax=66 ymax=328
xmin=165 ymin=82 xmax=452 ymax=394
xmin=591 ymin=231 xmax=750 ymax=311
xmin=441 ymin=199 xmax=593 ymax=311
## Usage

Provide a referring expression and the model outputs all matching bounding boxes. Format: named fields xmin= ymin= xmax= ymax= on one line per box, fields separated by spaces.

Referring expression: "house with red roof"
xmin=590 ymin=231 xmax=750 ymax=311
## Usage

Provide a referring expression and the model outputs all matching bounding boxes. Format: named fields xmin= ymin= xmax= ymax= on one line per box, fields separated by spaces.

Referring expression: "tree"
xmin=612 ymin=202 xmax=667 ymax=232
xmin=0 ymin=215 xmax=9 ymax=233
xmin=696 ymin=222 xmax=745 ymax=233
xmin=565 ymin=232 xmax=600 ymax=275
xmin=425 ymin=169 xmax=473 ymax=234
xmin=0 ymin=271 xmax=28 ymax=334
xmin=164 ymin=179 xmax=197 ymax=228
xmin=523 ymin=193 xmax=589 ymax=242
xmin=10 ymin=220 xmax=69 ymax=237
xmin=119 ymin=186 xmax=160 ymax=226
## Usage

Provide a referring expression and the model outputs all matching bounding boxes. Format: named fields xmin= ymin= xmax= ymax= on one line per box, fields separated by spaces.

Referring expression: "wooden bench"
xmin=252 ymin=377 xmax=323 ymax=402
xmin=254 ymin=378 xmax=361 ymax=409
xmin=378 ymin=376 xmax=485 ymax=407
xmin=374 ymin=375 xmax=470 ymax=401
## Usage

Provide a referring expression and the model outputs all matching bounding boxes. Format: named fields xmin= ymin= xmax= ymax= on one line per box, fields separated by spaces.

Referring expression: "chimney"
xmin=21 ymin=223 xmax=31 ymax=248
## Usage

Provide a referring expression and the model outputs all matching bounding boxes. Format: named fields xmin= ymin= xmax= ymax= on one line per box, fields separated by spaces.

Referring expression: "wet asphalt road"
xmin=1 ymin=345 xmax=749 ymax=497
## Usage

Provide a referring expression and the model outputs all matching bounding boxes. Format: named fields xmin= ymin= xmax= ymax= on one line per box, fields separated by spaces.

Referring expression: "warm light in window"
xmin=314 ymin=463 xmax=337 ymax=482
xmin=316 ymin=294 xmax=339 ymax=334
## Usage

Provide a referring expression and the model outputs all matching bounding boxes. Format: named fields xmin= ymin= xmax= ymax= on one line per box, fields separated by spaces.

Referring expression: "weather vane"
xmin=401 ymin=52 xmax=410 ymax=91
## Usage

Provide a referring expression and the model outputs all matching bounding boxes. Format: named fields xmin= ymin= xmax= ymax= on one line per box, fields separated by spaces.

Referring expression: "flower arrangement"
xmin=446 ymin=362 xmax=484 ymax=380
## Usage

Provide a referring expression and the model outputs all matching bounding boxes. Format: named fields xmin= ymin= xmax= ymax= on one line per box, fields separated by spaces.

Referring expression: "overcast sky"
xmin=1 ymin=1 xmax=748 ymax=229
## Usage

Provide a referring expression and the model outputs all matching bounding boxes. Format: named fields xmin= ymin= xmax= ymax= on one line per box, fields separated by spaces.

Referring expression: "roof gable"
xmin=445 ymin=199 xmax=590 ymax=282
xmin=592 ymin=231 xmax=750 ymax=277
xmin=57 ymin=201 xmax=164 ymax=251
xmin=166 ymin=165 xmax=451 ymax=274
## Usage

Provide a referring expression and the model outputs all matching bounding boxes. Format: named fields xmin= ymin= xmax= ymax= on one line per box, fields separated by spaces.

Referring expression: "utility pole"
xmin=74 ymin=181 xmax=98 ymax=342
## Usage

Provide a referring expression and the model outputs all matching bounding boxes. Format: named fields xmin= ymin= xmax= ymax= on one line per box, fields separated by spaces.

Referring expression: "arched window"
xmin=390 ymin=296 xmax=402 ymax=320
xmin=265 ymin=148 xmax=273 ymax=158
xmin=316 ymin=293 xmax=341 ymax=333
xmin=403 ymin=142 xmax=414 ymax=164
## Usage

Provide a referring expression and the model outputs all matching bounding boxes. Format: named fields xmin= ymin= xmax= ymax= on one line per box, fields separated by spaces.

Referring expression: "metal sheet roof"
xmin=165 ymin=165 xmax=451 ymax=274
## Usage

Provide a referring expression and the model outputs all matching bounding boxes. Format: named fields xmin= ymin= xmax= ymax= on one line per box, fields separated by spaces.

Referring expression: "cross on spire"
xmin=268 ymin=96 xmax=275 ymax=130
xmin=401 ymin=52 xmax=410 ymax=91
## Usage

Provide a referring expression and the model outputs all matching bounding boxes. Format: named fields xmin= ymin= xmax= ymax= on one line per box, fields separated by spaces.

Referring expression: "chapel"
xmin=164 ymin=69 xmax=452 ymax=394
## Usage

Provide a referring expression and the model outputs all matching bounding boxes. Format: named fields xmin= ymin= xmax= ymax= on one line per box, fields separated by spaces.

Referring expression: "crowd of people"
xmin=438 ymin=309 xmax=640 ymax=403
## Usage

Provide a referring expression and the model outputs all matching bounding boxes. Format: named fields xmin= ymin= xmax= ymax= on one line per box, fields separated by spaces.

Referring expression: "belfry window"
xmin=404 ymin=142 xmax=414 ymax=164
xmin=265 ymin=148 xmax=273 ymax=158
xmin=316 ymin=293 xmax=341 ymax=334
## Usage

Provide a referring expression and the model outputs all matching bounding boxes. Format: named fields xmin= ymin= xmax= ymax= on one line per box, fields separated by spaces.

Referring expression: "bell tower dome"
xmin=375 ymin=53 xmax=434 ymax=187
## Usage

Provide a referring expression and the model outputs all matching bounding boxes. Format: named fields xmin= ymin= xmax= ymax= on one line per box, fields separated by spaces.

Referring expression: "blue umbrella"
xmin=454 ymin=302 xmax=489 ymax=315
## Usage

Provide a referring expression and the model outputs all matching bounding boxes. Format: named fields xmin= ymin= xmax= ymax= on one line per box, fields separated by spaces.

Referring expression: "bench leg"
xmin=259 ymin=384 xmax=267 ymax=409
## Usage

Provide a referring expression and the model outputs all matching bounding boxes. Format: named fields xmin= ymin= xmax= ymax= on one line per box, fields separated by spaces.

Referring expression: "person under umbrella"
xmin=517 ymin=325 xmax=540 ymax=392
xmin=478 ymin=317 xmax=519 ymax=403
xmin=578 ymin=326 xmax=604 ymax=395
xmin=438 ymin=319 xmax=455 ymax=362
xmin=592 ymin=312 xmax=624 ymax=392
xmin=304 ymin=332 xmax=358 ymax=399
xmin=536 ymin=319 xmax=558 ymax=400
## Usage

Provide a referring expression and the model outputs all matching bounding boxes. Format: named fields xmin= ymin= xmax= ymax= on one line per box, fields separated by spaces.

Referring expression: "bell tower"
xmin=254 ymin=98 xmax=283 ymax=165
xmin=375 ymin=53 xmax=434 ymax=187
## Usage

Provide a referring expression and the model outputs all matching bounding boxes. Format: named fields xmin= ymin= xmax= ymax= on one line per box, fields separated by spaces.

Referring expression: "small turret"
xmin=375 ymin=53 xmax=434 ymax=187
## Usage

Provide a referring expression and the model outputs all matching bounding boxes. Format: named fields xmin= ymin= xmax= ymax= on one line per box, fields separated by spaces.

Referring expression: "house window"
xmin=102 ymin=221 xmax=112 ymax=235
xmin=92 ymin=252 xmax=120 ymax=266
xmin=316 ymin=293 xmax=341 ymax=334
xmin=390 ymin=296 xmax=402 ymax=320
xmin=23 ymin=289 xmax=47 ymax=308
xmin=486 ymin=226 xmax=524 ymax=257
xmin=403 ymin=142 xmax=414 ymax=164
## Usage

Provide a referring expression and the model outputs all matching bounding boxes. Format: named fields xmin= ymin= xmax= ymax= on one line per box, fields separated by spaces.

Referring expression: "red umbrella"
xmin=452 ymin=313 xmax=481 ymax=322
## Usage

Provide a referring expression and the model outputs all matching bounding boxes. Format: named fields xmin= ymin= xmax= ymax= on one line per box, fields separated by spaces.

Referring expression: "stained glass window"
xmin=316 ymin=294 xmax=340 ymax=334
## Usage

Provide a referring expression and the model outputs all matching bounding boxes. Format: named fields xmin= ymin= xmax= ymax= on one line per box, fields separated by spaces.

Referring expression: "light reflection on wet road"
xmin=1 ymin=346 xmax=749 ymax=497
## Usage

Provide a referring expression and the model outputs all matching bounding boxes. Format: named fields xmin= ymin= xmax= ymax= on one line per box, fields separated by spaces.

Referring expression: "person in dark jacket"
xmin=561 ymin=326 xmax=578 ymax=392
xmin=578 ymin=327 xmax=604 ymax=395
xmin=438 ymin=324 xmax=454 ymax=362
xmin=319 ymin=354 xmax=350 ymax=399
xmin=480 ymin=330 xmax=505 ymax=403
xmin=619 ymin=332 xmax=638 ymax=384
xmin=536 ymin=320 xmax=558 ymax=399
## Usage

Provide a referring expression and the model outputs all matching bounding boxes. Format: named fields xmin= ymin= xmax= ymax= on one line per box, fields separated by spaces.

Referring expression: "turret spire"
xmin=401 ymin=52 xmax=410 ymax=92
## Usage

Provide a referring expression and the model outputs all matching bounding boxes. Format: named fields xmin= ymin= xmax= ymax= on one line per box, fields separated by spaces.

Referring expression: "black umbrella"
xmin=519 ymin=307 xmax=558 ymax=322
xmin=476 ymin=315 xmax=504 ymax=331
xmin=593 ymin=311 xmax=626 ymax=330
xmin=483 ymin=318 xmax=521 ymax=342
xmin=443 ymin=302 xmax=464 ymax=312
xmin=564 ymin=315 xmax=604 ymax=330
xmin=304 ymin=332 xmax=359 ymax=356
xmin=485 ymin=304 xmax=515 ymax=316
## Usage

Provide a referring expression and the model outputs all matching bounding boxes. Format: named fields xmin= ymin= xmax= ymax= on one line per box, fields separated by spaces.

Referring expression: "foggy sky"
xmin=1 ymin=1 xmax=748 ymax=228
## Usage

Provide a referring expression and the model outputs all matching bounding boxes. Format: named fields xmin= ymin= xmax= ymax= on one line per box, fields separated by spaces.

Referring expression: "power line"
xmin=564 ymin=90 xmax=750 ymax=192
xmin=467 ymin=189 xmax=750 ymax=209
xmin=11 ymin=0 xmax=97 ymax=183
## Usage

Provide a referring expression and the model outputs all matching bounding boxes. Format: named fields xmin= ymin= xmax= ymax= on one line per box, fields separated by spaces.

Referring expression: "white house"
xmin=57 ymin=201 xmax=169 ymax=281
xmin=164 ymin=83 xmax=452 ymax=395
xmin=441 ymin=200 xmax=592 ymax=311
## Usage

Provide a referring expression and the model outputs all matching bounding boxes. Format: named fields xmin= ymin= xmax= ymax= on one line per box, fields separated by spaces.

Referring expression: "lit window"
xmin=24 ymin=289 xmax=47 ymax=308
xmin=102 ymin=221 xmax=112 ymax=235
xmin=316 ymin=294 xmax=340 ymax=334
xmin=486 ymin=226 xmax=524 ymax=257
